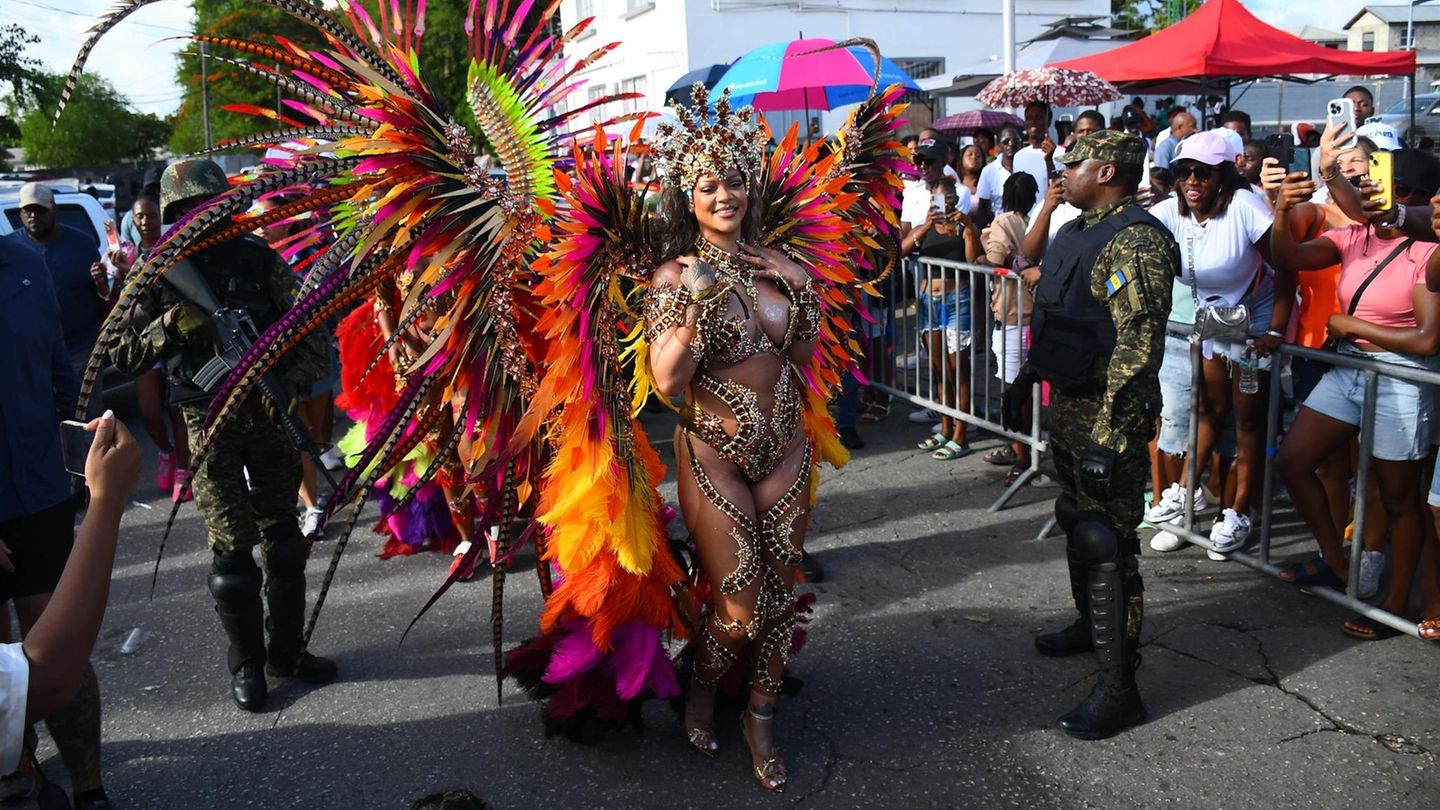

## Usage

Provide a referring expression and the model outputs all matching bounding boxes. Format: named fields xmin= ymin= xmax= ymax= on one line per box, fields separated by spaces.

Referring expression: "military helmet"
xmin=160 ymin=158 xmax=229 ymax=220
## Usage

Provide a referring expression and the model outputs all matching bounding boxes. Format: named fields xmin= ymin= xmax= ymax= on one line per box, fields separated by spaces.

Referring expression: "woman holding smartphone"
xmin=901 ymin=139 xmax=978 ymax=460
xmin=1150 ymin=131 xmax=1290 ymax=558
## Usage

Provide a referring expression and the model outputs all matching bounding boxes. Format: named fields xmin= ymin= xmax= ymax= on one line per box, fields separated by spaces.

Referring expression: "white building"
xmin=560 ymin=0 xmax=1111 ymax=135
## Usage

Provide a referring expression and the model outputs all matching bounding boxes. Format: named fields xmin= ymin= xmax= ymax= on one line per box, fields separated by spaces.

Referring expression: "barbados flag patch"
xmin=1104 ymin=268 xmax=1132 ymax=296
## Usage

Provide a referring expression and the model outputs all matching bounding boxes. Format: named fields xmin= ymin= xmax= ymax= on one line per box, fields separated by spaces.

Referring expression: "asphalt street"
xmin=17 ymin=406 xmax=1440 ymax=809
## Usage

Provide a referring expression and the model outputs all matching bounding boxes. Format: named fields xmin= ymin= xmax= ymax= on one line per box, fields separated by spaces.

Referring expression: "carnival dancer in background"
xmin=1004 ymin=131 xmax=1179 ymax=739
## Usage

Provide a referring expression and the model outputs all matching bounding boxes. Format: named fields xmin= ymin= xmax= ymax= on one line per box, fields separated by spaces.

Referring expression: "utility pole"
xmin=200 ymin=41 xmax=213 ymax=150
xmin=1002 ymin=0 xmax=1016 ymax=74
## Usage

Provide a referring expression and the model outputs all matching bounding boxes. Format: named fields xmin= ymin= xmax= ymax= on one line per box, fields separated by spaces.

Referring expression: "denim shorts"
xmin=918 ymin=288 xmax=972 ymax=353
xmin=917 ymin=288 xmax=970 ymax=334
xmin=1302 ymin=345 xmax=1438 ymax=461
xmin=1157 ymin=332 xmax=1239 ymax=458
xmin=1156 ymin=334 xmax=1193 ymax=456
xmin=1429 ymin=454 xmax=1440 ymax=508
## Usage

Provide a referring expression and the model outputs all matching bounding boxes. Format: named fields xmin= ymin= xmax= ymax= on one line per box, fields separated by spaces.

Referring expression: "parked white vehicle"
xmin=0 ymin=188 xmax=110 ymax=255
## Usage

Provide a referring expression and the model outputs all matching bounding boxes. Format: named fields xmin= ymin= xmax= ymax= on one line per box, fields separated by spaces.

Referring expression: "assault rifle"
xmin=164 ymin=258 xmax=339 ymax=491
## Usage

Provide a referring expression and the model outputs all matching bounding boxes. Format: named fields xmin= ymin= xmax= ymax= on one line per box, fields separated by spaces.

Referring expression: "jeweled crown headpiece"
xmin=653 ymin=84 xmax=766 ymax=191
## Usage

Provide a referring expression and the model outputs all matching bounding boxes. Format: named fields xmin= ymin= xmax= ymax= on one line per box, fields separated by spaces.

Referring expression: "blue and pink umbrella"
xmin=708 ymin=38 xmax=921 ymax=112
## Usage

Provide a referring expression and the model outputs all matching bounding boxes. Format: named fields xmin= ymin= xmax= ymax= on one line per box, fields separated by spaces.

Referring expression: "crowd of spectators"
xmin=882 ymin=91 xmax=1440 ymax=643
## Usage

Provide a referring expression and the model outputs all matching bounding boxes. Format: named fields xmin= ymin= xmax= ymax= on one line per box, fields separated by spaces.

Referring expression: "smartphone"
xmin=1286 ymin=146 xmax=1313 ymax=178
xmin=1369 ymin=151 xmax=1395 ymax=210
xmin=104 ymin=219 xmax=119 ymax=250
xmin=1327 ymin=97 xmax=1357 ymax=149
xmin=1265 ymin=133 xmax=1291 ymax=164
xmin=60 ymin=419 xmax=94 ymax=477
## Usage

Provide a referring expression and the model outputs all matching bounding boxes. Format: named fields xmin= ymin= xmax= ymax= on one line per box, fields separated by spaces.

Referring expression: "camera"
xmin=1328 ymin=101 xmax=1343 ymax=116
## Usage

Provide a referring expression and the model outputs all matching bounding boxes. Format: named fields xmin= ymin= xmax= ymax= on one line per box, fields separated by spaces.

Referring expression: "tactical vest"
xmin=162 ymin=236 xmax=284 ymax=405
xmin=1028 ymin=205 xmax=1166 ymax=389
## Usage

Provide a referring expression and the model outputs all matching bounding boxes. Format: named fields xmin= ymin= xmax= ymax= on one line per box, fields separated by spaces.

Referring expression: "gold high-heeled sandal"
xmin=742 ymin=707 xmax=787 ymax=793
xmin=685 ymin=725 xmax=718 ymax=758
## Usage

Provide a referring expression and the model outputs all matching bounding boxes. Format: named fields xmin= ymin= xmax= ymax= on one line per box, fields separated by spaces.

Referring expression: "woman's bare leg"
xmin=1277 ymin=407 xmax=1361 ymax=579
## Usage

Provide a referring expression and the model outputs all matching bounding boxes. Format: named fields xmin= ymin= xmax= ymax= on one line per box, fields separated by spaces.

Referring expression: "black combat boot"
xmin=262 ymin=527 xmax=337 ymax=684
xmin=1059 ymin=564 xmax=1145 ymax=740
xmin=1035 ymin=548 xmax=1094 ymax=656
xmin=207 ymin=550 xmax=269 ymax=712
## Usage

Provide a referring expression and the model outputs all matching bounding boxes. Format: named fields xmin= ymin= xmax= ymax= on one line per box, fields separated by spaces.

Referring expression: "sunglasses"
xmin=1394 ymin=183 xmax=1416 ymax=200
xmin=999 ymin=138 xmax=1022 ymax=147
xmin=1172 ymin=164 xmax=1217 ymax=183
xmin=916 ymin=157 xmax=937 ymax=167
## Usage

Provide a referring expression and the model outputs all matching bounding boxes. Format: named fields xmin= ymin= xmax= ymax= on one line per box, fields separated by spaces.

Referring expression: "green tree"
xmin=20 ymin=72 xmax=170 ymax=167
xmin=1 ymin=23 xmax=41 ymax=160
xmin=1112 ymin=0 xmax=1168 ymax=35
xmin=169 ymin=1 xmax=559 ymax=152
xmin=169 ymin=0 xmax=330 ymax=153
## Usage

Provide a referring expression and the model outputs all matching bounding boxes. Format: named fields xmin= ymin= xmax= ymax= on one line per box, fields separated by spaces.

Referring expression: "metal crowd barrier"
xmin=873 ymin=256 xmax=1046 ymax=515
xmin=1159 ymin=332 xmax=1434 ymax=640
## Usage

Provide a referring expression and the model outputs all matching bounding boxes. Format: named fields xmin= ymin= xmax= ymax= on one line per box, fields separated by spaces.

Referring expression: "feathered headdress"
xmin=652 ymin=84 xmax=766 ymax=189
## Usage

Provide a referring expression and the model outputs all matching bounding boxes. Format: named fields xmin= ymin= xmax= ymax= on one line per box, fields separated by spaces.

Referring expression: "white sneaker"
xmin=301 ymin=506 xmax=324 ymax=537
xmin=1144 ymin=483 xmax=1183 ymax=524
xmin=1358 ymin=550 xmax=1384 ymax=599
xmin=319 ymin=446 xmax=346 ymax=470
xmin=1144 ymin=483 xmax=1206 ymax=524
xmin=1208 ymin=508 xmax=1251 ymax=555
xmin=1149 ymin=528 xmax=1187 ymax=552
xmin=907 ymin=408 xmax=938 ymax=423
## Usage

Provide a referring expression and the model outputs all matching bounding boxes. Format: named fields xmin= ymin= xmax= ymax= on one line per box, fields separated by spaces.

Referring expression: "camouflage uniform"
xmin=108 ymin=158 xmax=335 ymax=711
xmin=1026 ymin=131 xmax=1179 ymax=740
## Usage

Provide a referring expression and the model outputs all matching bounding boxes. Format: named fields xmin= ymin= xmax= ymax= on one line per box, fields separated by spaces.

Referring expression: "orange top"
xmin=1294 ymin=264 xmax=1341 ymax=348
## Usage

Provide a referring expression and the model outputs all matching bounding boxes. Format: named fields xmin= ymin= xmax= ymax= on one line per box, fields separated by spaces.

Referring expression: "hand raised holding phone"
xmin=60 ymin=411 xmax=140 ymax=507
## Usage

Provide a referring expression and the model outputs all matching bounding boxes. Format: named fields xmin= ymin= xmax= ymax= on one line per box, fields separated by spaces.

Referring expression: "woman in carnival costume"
xmin=59 ymin=0 xmax=910 ymax=794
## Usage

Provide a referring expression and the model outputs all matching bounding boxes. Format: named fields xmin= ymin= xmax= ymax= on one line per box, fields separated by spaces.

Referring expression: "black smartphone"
xmin=60 ymin=419 xmax=94 ymax=477
xmin=1264 ymin=133 xmax=1290 ymax=165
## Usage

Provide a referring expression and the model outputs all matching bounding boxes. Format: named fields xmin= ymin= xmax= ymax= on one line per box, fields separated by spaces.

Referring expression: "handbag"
xmin=1321 ymin=238 xmax=1413 ymax=352
xmin=1195 ymin=302 xmax=1251 ymax=342
xmin=1184 ymin=222 xmax=1253 ymax=342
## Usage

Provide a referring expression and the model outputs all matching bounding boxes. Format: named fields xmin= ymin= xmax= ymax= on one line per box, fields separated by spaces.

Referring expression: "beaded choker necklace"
xmin=695 ymin=236 xmax=759 ymax=306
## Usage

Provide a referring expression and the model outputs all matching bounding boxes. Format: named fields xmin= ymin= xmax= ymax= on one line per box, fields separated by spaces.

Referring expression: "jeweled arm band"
xmin=643 ymin=284 xmax=692 ymax=342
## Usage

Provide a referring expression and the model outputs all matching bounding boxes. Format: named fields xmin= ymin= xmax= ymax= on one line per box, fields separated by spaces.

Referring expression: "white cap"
xmin=18 ymin=182 xmax=54 ymax=209
xmin=1355 ymin=121 xmax=1402 ymax=152
xmin=1208 ymin=127 xmax=1244 ymax=162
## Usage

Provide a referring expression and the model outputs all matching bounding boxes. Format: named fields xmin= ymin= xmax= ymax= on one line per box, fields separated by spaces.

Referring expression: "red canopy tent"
xmin=1052 ymin=0 xmax=1414 ymax=92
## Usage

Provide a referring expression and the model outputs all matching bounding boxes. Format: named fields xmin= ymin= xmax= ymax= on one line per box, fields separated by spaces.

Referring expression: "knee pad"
xmin=262 ymin=525 xmax=309 ymax=578
xmin=208 ymin=550 xmax=261 ymax=601
xmin=1055 ymin=494 xmax=1080 ymax=534
xmin=1070 ymin=517 xmax=1121 ymax=568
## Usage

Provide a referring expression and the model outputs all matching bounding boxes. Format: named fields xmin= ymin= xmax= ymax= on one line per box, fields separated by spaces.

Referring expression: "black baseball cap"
xmin=915 ymin=138 xmax=949 ymax=163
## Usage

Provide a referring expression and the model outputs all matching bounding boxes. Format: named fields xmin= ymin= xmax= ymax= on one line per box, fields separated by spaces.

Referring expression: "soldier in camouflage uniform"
xmin=1003 ymin=131 xmax=1179 ymax=740
xmin=108 ymin=159 xmax=337 ymax=712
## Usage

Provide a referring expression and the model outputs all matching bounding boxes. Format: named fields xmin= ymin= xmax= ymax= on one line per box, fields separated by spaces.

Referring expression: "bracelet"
xmin=1319 ymin=167 xmax=1338 ymax=182
xmin=1264 ymin=329 xmax=1283 ymax=339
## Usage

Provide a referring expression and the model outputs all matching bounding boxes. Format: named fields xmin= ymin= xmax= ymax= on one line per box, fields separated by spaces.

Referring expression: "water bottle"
xmin=119 ymin=627 xmax=147 ymax=654
xmin=1238 ymin=340 xmax=1259 ymax=395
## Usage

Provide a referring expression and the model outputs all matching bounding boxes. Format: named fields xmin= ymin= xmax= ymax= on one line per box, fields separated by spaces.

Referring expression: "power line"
xmin=9 ymin=0 xmax=194 ymax=35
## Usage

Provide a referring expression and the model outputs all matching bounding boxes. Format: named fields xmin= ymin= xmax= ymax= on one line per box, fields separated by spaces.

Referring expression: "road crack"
xmin=1152 ymin=622 xmax=1434 ymax=758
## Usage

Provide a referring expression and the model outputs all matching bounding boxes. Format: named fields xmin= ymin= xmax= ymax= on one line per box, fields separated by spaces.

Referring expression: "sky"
xmin=0 ymin=0 xmax=1383 ymax=118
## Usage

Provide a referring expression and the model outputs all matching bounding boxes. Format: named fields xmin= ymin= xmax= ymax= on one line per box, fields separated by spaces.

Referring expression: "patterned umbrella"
xmin=931 ymin=109 xmax=1025 ymax=137
xmin=976 ymin=67 xmax=1122 ymax=109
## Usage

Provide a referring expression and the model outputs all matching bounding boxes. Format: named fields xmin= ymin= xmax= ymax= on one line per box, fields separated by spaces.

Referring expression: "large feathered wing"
xmin=58 ymin=1 xmax=644 ymax=661
xmin=501 ymin=123 xmax=689 ymax=740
